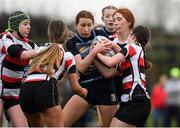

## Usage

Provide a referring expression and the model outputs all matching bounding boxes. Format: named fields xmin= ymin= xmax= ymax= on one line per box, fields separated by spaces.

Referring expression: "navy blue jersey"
xmin=98 ymin=26 xmax=116 ymax=41
xmin=66 ymin=30 xmax=108 ymax=83
xmin=0 ymin=32 xmax=37 ymax=100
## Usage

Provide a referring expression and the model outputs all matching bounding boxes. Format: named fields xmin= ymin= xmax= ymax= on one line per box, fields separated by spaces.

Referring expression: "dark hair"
xmin=132 ymin=25 xmax=152 ymax=70
xmin=113 ymin=8 xmax=135 ymax=29
xmin=132 ymin=25 xmax=150 ymax=48
xmin=75 ymin=10 xmax=94 ymax=25
xmin=48 ymin=19 xmax=67 ymax=44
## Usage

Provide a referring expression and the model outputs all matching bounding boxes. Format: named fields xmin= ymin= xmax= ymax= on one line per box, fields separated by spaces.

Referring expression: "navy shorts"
xmin=80 ymin=78 xmax=118 ymax=106
xmin=114 ymin=96 xmax=151 ymax=127
xmin=20 ymin=78 xmax=59 ymax=114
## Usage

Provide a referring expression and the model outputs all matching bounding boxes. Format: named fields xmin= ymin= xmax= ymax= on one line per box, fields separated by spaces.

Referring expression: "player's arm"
xmin=93 ymin=58 xmax=119 ymax=78
xmin=75 ymin=42 xmax=109 ymax=73
xmin=65 ymin=52 xmax=87 ymax=97
xmin=112 ymin=42 xmax=122 ymax=53
xmin=96 ymin=51 xmax=124 ymax=67
xmin=95 ymin=44 xmax=133 ymax=67
xmin=20 ymin=44 xmax=50 ymax=59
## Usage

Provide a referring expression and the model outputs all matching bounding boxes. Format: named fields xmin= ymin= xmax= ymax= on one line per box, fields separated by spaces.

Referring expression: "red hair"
xmin=114 ymin=8 xmax=135 ymax=29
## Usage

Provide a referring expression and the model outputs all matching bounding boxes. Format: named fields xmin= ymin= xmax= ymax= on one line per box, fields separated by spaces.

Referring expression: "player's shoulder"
xmin=64 ymin=51 xmax=74 ymax=58
xmin=0 ymin=32 xmax=14 ymax=41
xmin=94 ymin=29 xmax=108 ymax=37
xmin=66 ymin=35 xmax=78 ymax=46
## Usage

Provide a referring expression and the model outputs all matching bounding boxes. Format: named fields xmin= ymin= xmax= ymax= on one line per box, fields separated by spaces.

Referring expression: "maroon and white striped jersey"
xmin=119 ymin=43 xmax=149 ymax=101
xmin=24 ymin=45 xmax=76 ymax=82
xmin=0 ymin=32 xmax=37 ymax=99
xmin=53 ymin=47 xmax=76 ymax=80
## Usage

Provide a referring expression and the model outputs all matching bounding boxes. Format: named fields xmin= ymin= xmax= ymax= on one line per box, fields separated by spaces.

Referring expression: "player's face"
xmin=19 ymin=19 xmax=31 ymax=38
xmin=102 ymin=8 xmax=116 ymax=32
xmin=113 ymin=12 xmax=131 ymax=34
xmin=76 ymin=18 xmax=93 ymax=38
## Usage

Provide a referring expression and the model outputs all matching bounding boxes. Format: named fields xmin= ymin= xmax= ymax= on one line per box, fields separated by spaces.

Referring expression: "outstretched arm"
xmin=20 ymin=49 xmax=37 ymax=59
xmin=96 ymin=52 xmax=125 ymax=67
xmin=2 ymin=35 xmax=49 ymax=60
xmin=20 ymin=45 xmax=50 ymax=59
xmin=6 ymin=44 xmax=37 ymax=60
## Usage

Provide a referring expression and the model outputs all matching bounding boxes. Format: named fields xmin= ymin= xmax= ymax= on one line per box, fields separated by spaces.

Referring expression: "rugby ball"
xmin=92 ymin=36 xmax=115 ymax=56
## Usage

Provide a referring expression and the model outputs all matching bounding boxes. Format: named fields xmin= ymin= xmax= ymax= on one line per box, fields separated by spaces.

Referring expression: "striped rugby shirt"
xmin=118 ymin=43 xmax=149 ymax=101
xmin=0 ymin=32 xmax=37 ymax=100
xmin=24 ymin=45 xmax=76 ymax=83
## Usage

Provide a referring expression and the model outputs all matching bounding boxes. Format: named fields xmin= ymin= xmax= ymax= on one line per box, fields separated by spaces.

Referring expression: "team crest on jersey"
xmin=76 ymin=40 xmax=92 ymax=58
xmin=79 ymin=47 xmax=86 ymax=52
xmin=111 ymin=93 xmax=116 ymax=102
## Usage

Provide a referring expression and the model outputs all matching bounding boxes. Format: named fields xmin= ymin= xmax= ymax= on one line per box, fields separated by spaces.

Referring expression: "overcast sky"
xmin=0 ymin=0 xmax=180 ymax=33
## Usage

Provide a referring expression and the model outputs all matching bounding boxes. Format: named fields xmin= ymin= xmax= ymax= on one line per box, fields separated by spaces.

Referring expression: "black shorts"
xmin=1 ymin=81 xmax=20 ymax=110
xmin=20 ymin=78 xmax=59 ymax=114
xmin=3 ymin=98 xmax=19 ymax=110
xmin=80 ymin=78 xmax=118 ymax=106
xmin=113 ymin=76 xmax=123 ymax=102
xmin=114 ymin=97 xmax=151 ymax=127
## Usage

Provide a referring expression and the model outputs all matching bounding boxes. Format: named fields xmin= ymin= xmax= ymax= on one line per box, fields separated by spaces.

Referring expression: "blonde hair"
xmin=28 ymin=43 xmax=63 ymax=76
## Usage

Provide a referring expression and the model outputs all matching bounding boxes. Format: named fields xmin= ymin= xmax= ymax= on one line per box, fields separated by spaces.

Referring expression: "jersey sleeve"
xmin=65 ymin=52 xmax=77 ymax=74
xmin=119 ymin=44 xmax=137 ymax=58
xmin=65 ymin=38 xmax=79 ymax=56
xmin=7 ymin=44 xmax=23 ymax=58
xmin=1 ymin=34 xmax=24 ymax=58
